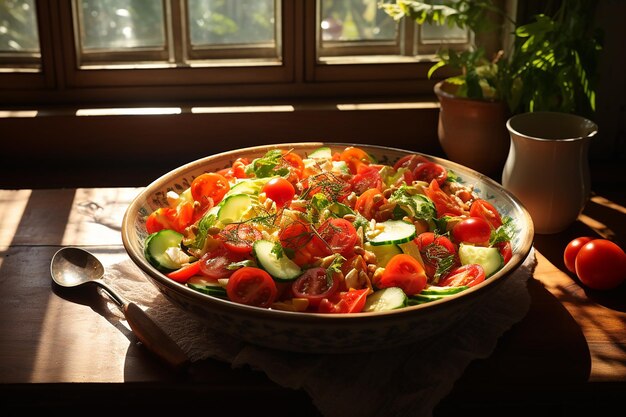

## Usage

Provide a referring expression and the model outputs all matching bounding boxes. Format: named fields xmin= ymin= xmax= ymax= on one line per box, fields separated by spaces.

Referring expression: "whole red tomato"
xmin=574 ymin=239 xmax=626 ymax=290
xmin=563 ymin=236 xmax=594 ymax=273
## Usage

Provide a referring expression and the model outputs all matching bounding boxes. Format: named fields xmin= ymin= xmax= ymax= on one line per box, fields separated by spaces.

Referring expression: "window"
xmin=0 ymin=0 xmax=484 ymax=105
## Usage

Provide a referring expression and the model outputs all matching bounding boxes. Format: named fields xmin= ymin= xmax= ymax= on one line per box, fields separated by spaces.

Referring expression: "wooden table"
xmin=1 ymin=187 xmax=625 ymax=416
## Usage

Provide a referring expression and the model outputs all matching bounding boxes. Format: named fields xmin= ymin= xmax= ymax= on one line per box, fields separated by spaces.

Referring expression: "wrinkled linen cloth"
xmin=104 ymin=248 xmax=536 ymax=417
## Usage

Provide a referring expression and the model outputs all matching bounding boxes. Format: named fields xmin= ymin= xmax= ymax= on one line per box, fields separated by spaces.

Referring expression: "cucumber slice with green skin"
xmin=364 ymin=287 xmax=408 ymax=312
xmin=217 ymin=193 xmax=252 ymax=224
xmin=226 ymin=177 xmax=271 ymax=197
xmin=366 ymin=220 xmax=416 ymax=246
xmin=144 ymin=229 xmax=185 ymax=271
xmin=458 ymin=243 xmax=503 ymax=277
xmin=364 ymin=242 xmax=401 ymax=267
xmin=308 ymin=146 xmax=332 ymax=159
xmin=187 ymin=276 xmax=228 ymax=298
xmin=420 ymin=285 xmax=468 ymax=295
xmin=253 ymin=240 xmax=302 ymax=282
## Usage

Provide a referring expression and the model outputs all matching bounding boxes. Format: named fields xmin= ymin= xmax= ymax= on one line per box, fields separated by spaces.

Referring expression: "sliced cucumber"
xmin=308 ymin=146 xmax=332 ymax=159
xmin=421 ymin=285 xmax=468 ymax=295
xmin=144 ymin=229 xmax=186 ymax=271
xmin=363 ymin=287 xmax=408 ymax=312
xmin=226 ymin=177 xmax=270 ymax=197
xmin=366 ymin=219 xmax=416 ymax=246
xmin=458 ymin=243 xmax=503 ymax=277
xmin=217 ymin=193 xmax=252 ymax=224
xmin=253 ymin=240 xmax=302 ymax=282
xmin=187 ymin=276 xmax=228 ymax=298
xmin=364 ymin=241 xmax=401 ymax=267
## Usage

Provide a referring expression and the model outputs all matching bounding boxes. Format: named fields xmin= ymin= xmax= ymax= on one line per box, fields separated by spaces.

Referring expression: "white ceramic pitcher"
xmin=502 ymin=112 xmax=598 ymax=234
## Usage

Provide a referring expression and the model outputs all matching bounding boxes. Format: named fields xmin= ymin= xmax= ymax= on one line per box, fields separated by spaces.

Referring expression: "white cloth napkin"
xmin=104 ymin=248 xmax=536 ymax=417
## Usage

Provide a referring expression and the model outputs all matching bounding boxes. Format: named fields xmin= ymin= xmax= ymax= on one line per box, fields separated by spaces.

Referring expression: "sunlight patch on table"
xmin=0 ymin=190 xmax=32 ymax=246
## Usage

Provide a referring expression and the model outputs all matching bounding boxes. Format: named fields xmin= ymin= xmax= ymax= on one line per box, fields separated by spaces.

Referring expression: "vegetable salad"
xmin=143 ymin=146 xmax=515 ymax=313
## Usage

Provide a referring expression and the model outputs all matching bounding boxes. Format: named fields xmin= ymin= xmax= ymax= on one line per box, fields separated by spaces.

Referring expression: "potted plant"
xmin=380 ymin=0 xmax=603 ymax=179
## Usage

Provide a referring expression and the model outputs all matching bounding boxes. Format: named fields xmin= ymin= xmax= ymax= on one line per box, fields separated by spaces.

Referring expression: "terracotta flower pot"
xmin=434 ymin=81 xmax=511 ymax=180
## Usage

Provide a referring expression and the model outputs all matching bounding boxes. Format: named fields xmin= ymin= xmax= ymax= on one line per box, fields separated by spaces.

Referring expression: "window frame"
xmin=0 ymin=0 xmax=491 ymax=104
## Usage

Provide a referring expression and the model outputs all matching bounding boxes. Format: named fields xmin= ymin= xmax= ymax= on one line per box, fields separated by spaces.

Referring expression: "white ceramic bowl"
xmin=121 ymin=142 xmax=534 ymax=353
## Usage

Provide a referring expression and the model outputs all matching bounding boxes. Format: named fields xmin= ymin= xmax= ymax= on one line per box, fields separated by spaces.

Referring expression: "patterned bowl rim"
xmin=121 ymin=142 xmax=534 ymax=324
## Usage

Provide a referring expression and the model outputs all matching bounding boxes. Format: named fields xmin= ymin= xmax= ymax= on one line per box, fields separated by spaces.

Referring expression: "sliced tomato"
xmin=145 ymin=204 xmax=193 ymax=234
xmin=378 ymin=254 xmax=427 ymax=296
xmin=191 ymin=172 xmax=230 ymax=206
xmin=497 ymin=241 xmax=513 ymax=265
xmin=452 ymin=217 xmax=492 ymax=245
xmin=218 ymin=223 xmax=263 ymax=254
xmin=291 ymin=267 xmax=341 ymax=307
xmin=318 ymin=288 xmax=369 ymax=314
xmin=339 ymin=146 xmax=372 ymax=174
xmin=439 ymin=264 xmax=485 ymax=287
xmin=470 ymin=199 xmax=503 ymax=229
xmin=226 ymin=267 xmax=277 ymax=308
xmin=350 ymin=164 xmax=383 ymax=195
xmin=282 ymin=150 xmax=305 ymax=182
xmin=414 ymin=232 xmax=458 ymax=279
xmin=413 ymin=162 xmax=448 ymax=186
xmin=262 ymin=177 xmax=295 ymax=208
xmin=354 ymin=188 xmax=387 ymax=221
xmin=199 ymin=242 xmax=245 ymax=279
xmin=423 ymin=179 xmax=465 ymax=217
xmin=318 ymin=218 xmax=358 ymax=257
xmin=166 ymin=260 xmax=201 ymax=283
xmin=280 ymin=220 xmax=331 ymax=266
xmin=393 ymin=154 xmax=430 ymax=172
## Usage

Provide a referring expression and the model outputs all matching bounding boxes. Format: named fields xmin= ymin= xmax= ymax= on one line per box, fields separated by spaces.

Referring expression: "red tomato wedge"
xmin=166 ymin=260 xmax=201 ymax=283
xmin=318 ymin=218 xmax=358 ymax=257
xmin=412 ymin=162 xmax=447 ymax=186
xmin=393 ymin=154 xmax=430 ymax=171
xmin=218 ymin=223 xmax=263 ymax=254
xmin=318 ymin=288 xmax=369 ymax=314
xmin=470 ymin=199 xmax=503 ymax=229
xmin=191 ymin=172 xmax=230 ymax=206
xmin=199 ymin=243 xmax=246 ymax=279
xmin=339 ymin=146 xmax=372 ymax=174
xmin=291 ymin=267 xmax=341 ymax=307
xmin=439 ymin=264 xmax=485 ymax=287
xmin=378 ymin=254 xmax=427 ymax=296
xmin=350 ymin=164 xmax=383 ymax=195
xmin=423 ymin=179 xmax=465 ymax=217
xmin=226 ymin=267 xmax=277 ymax=308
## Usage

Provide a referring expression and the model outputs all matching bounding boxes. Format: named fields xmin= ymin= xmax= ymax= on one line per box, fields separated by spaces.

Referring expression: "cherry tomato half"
xmin=393 ymin=154 xmax=430 ymax=172
xmin=291 ymin=267 xmax=341 ymax=307
xmin=318 ymin=288 xmax=369 ymax=314
xmin=262 ymin=177 xmax=295 ymax=208
xmin=470 ymin=199 xmax=503 ymax=229
xmin=439 ymin=264 xmax=485 ymax=287
xmin=218 ymin=223 xmax=263 ymax=254
xmin=166 ymin=260 xmax=201 ymax=284
xmin=574 ymin=239 xmax=626 ymax=290
xmin=414 ymin=232 xmax=458 ymax=279
xmin=452 ymin=217 xmax=492 ymax=245
xmin=226 ymin=267 xmax=277 ymax=308
xmin=199 ymin=243 xmax=246 ymax=279
xmin=412 ymin=162 xmax=448 ymax=186
xmin=350 ymin=164 xmax=383 ymax=195
xmin=354 ymin=188 xmax=387 ymax=221
xmin=423 ymin=179 xmax=465 ymax=217
xmin=563 ymin=236 xmax=594 ymax=273
xmin=191 ymin=173 xmax=230 ymax=206
xmin=318 ymin=218 xmax=358 ymax=257
xmin=379 ymin=254 xmax=427 ymax=296
xmin=339 ymin=146 xmax=372 ymax=174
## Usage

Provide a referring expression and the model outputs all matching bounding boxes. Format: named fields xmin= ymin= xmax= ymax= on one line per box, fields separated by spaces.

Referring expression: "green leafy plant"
xmin=380 ymin=0 xmax=603 ymax=117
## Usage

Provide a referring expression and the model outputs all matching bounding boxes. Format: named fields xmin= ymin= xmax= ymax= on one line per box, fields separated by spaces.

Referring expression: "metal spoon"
xmin=50 ymin=246 xmax=189 ymax=371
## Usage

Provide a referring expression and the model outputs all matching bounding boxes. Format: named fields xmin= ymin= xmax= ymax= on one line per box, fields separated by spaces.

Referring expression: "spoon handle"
xmin=123 ymin=302 xmax=190 ymax=370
